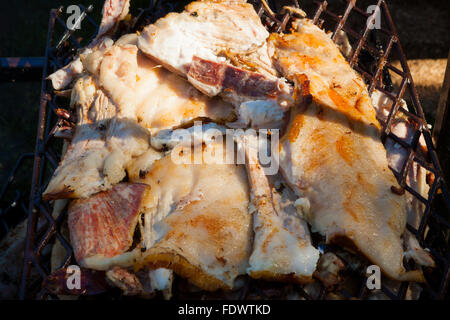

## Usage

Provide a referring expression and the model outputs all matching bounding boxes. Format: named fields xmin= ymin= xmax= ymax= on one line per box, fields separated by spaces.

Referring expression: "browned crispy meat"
xmin=138 ymin=1 xmax=292 ymax=129
xmin=269 ymin=20 xmax=424 ymax=282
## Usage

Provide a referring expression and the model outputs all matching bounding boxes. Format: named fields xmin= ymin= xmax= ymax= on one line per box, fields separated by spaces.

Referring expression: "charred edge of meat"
xmin=313 ymin=252 xmax=346 ymax=289
xmin=127 ymin=223 xmax=142 ymax=252
xmin=391 ymin=185 xmax=405 ymax=195
xmin=42 ymin=187 xmax=75 ymax=201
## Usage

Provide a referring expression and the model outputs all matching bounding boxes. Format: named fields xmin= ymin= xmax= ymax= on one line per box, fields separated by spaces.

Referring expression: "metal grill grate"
xmin=19 ymin=0 xmax=450 ymax=300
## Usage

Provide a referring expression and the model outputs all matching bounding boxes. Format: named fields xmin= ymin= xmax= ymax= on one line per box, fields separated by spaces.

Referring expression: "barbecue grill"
xmin=2 ymin=0 xmax=447 ymax=300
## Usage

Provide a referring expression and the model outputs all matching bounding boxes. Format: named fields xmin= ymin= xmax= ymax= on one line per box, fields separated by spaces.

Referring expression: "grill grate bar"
xmin=330 ymin=0 xmax=355 ymax=42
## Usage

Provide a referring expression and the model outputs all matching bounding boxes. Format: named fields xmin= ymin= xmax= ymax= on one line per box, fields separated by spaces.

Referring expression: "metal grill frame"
xmin=19 ymin=0 xmax=450 ymax=300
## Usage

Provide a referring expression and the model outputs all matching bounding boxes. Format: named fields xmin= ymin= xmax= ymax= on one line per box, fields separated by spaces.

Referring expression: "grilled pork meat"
xmin=131 ymin=140 xmax=252 ymax=291
xmin=43 ymin=74 xmax=129 ymax=200
xmin=138 ymin=0 xmax=272 ymax=77
xmin=270 ymin=19 xmax=424 ymax=282
xmin=44 ymin=38 xmax=234 ymax=200
xmin=43 ymin=0 xmax=434 ymax=298
xmin=138 ymin=0 xmax=292 ymax=129
xmin=92 ymin=37 xmax=234 ymax=131
xmin=43 ymin=48 xmax=151 ymax=200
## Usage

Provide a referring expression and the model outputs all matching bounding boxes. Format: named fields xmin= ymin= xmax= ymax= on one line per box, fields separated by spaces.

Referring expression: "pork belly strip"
xmin=68 ymin=183 xmax=149 ymax=270
xmin=44 ymin=39 xmax=234 ymax=200
xmin=133 ymin=141 xmax=252 ymax=291
xmin=43 ymin=75 xmax=119 ymax=200
xmin=235 ymin=132 xmax=319 ymax=282
xmin=270 ymin=20 xmax=424 ymax=282
xmin=138 ymin=0 xmax=271 ymax=77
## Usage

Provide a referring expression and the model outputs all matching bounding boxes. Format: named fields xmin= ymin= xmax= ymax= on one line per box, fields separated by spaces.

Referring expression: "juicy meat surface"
xmin=138 ymin=0 xmax=270 ymax=76
xmin=132 ymin=50 xmax=234 ymax=134
xmin=186 ymin=56 xmax=283 ymax=101
xmin=138 ymin=0 xmax=292 ymax=129
xmin=132 ymin=140 xmax=252 ymax=291
xmin=43 ymin=70 xmax=150 ymax=200
xmin=270 ymin=20 xmax=423 ymax=282
xmin=44 ymin=39 xmax=234 ymax=200
xmin=68 ymin=183 xmax=149 ymax=270
xmin=94 ymin=37 xmax=234 ymax=132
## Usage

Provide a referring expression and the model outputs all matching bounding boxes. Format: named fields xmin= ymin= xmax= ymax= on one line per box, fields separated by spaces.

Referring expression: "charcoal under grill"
xmin=14 ymin=0 xmax=450 ymax=300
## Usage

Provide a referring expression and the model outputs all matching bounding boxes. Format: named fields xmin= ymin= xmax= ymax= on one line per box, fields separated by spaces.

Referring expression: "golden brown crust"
xmin=141 ymin=249 xmax=232 ymax=291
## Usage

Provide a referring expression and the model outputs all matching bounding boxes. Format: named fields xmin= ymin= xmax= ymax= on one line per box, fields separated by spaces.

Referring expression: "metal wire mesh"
xmin=19 ymin=0 xmax=449 ymax=300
